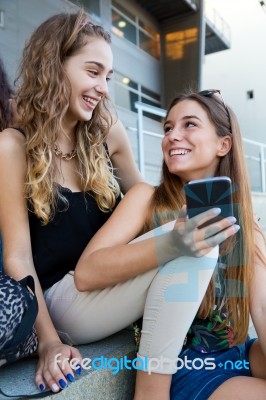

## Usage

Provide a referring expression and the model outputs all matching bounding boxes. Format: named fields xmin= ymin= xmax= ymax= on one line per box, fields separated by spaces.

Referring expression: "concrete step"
xmin=0 ymin=329 xmax=136 ymax=400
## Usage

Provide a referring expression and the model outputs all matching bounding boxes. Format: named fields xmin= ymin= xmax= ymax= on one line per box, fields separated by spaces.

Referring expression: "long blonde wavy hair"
xmin=15 ymin=10 xmax=120 ymax=224
xmin=144 ymin=90 xmax=266 ymax=345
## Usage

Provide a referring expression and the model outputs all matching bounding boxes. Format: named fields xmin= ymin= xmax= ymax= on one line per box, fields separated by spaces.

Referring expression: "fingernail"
xmin=234 ymin=224 xmax=240 ymax=232
xmin=66 ymin=373 xmax=75 ymax=382
xmin=227 ymin=216 xmax=236 ymax=224
xmin=39 ymin=384 xmax=45 ymax=392
xmin=59 ymin=379 xmax=68 ymax=389
xmin=211 ymin=208 xmax=221 ymax=215
xmin=52 ymin=383 xmax=60 ymax=392
xmin=76 ymin=364 xmax=82 ymax=375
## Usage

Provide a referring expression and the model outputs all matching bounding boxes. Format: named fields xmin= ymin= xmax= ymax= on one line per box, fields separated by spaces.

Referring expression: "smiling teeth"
xmin=83 ymin=96 xmax=97 ymax=105
xmin=170 ymin=149 xmax=191 ymax=156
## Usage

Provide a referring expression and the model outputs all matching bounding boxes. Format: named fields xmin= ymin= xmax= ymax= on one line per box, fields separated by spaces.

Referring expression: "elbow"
xmin=74 ymin=277 xmax=83 ymax=292
xmin=74 ymin=256 xmax=94 ymax=291
xmin=74 ymin=251 xmax=113 ymax=291
xmin=74 ymin=264 xmax=102 ymax=292
xmin=74 ymin=269 xmax=90 ymax=292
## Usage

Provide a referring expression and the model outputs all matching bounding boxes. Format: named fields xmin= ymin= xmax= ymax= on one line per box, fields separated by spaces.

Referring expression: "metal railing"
xmin=134 ymin=102 xmax=266 ymax=193
xmin=204 ymin=1 xmax=231 ymax=46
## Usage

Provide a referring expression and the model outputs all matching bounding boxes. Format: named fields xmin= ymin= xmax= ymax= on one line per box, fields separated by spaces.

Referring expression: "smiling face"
xmin=63 ymin=37 xmax=113 ymax=128
xmin=162 ymin=99 xmax=232 ymax=183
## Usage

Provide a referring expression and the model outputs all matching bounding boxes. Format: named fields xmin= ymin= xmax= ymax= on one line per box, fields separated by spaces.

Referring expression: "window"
xmin=111 ymin=1 xmax=160 ymax=59
xmin=139 ymin=21 xmax=160 ymax=59
xmin=247 ymin=90 xmax=254 ymax=100
xmin=114 ymin=72 xmax=161 ymax=121
xmin=71 ymin=0 xmax=100 ymax=20
xmin=112 ymin=8 xmax=137 ymax=44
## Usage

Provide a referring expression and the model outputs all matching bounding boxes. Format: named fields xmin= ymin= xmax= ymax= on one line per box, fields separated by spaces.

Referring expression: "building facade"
xmin=0 ymin=0 xmax=230 ymax=184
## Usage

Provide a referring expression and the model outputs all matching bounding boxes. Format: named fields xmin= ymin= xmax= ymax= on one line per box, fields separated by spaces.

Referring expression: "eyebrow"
xmin=164 ymin=115 xmax=202 ymax=128
xmin=85 ymin=61 xmax=113 ymax=75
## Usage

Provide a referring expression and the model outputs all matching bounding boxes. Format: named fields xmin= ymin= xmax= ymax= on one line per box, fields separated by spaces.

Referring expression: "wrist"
xmin=155 ymin=231 xmax=181 ymax=265
xmin=37 ymin=337 xmax=62 ymax=354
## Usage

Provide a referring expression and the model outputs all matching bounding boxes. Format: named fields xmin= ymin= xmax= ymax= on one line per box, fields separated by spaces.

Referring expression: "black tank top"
xmin=29 ymin=188 xmax=120 ymax=290
xmin=13 ymin=128 xmax=119 ymax=290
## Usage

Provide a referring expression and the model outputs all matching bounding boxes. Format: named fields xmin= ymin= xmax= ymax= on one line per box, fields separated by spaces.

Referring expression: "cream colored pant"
xmin=44 ymin=221 xmax=218 ymax=374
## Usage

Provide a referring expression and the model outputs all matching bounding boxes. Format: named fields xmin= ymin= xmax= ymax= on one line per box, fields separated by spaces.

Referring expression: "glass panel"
xmin=112 ymin=0 xmax=135 ymax=22
xmin=139 ymin=30 xmax=160 ymax=59
xmin=141 ymin=98 xmax=162 ymax=122
xmin=243 ymin=141 xmax=262 ymax=192
xmin=141 ymin=86 xmax=161 ymax=102
xmin=139 ymin=20 xmax=157 ymax=38
xmin=115 ymin=72 xmax=138 ymax=90
xmin=112 ymin=10 xmax=137 ymax=44
xmin=115 ymin=84 xmax=139 ymax=112
xmin=71 ymin=0 xmax=100 ymax=18
xmin=114 ymin=72 xmax=161 ymax=117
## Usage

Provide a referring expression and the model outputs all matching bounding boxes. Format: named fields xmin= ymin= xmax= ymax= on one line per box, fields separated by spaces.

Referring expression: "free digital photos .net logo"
xmin=174 ymin=356 xmax=249 ymax=371
xmin=54 ymin=354 xmax=250 ymax=375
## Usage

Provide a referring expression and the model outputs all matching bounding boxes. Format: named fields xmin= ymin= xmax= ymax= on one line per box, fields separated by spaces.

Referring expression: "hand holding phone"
xmin=184 ymin=176 xmax=234 ymax=228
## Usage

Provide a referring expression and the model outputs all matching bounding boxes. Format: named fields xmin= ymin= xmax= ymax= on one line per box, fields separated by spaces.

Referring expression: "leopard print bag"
xmin=0 ymin=274 xmax=38 ymax=367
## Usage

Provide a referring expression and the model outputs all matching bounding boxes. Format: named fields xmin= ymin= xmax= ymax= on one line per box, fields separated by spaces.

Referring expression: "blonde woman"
xmin=0 ymin=10 xmax=144 ymax=393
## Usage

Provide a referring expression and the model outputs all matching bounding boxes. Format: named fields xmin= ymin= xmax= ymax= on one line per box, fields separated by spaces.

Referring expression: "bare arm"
xmin=107 ymin=118 xmax=143 ymax=193
xmin=250 ymin=226 xmax=266 ymax=354
xmin=75 ymin=183 xmax=238 ymax=292
xmin=75 ymin=183 xmax=158 ymax=290
xmin=0 ymin=129 xmax=81 ymax=392
xmin=0 ymin=130 xmax=50 ymax=333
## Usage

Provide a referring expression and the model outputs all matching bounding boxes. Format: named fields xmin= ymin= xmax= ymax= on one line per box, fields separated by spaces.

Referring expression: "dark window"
xmin=71 ymin=0 xmax=100 ymax=18
xmin=247 ymin=90 xmax=254 ymax=99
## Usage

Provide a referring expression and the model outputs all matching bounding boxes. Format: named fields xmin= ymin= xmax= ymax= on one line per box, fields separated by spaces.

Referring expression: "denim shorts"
xmin=170 ymin=338 xmax=256 ymax=400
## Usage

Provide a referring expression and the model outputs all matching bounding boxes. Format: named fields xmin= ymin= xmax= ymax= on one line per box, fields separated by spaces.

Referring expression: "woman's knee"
xmin=209 ymin=376 xmax=266 ymax=399
xmin=248 ymin=339 xmax=266 ymax=379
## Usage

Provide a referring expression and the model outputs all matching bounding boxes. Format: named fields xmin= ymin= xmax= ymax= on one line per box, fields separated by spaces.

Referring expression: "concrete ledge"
xmin=0 ymin=329 xmax=136 ymax=400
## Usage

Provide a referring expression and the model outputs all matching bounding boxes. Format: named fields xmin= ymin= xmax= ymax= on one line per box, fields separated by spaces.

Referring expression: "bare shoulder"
xmin=109 ymin=115 xmax=122 ymax=131
xmin=106 ymin=117 xmax=127 ymax=153
xmin=106 ymin=114 xmax=121 ymax=138
xmin=111 ymin=182 xmax=155 ymax=219
xmin=254 ymin=222 xmax=266 ymax=264
xmin=0 ymin=128 xmax=25 ymax=156
xmin=107 ymin=116 xmax=143 ymax=192
xmin=0 ymin=128 xmax=26 ymax=181
xmin=254 ymin=220 xmax=266 ymax=246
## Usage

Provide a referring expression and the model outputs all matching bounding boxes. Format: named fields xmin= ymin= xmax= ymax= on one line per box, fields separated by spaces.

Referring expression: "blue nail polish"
xmin=39 ymin=384 xmax=45 ymax=392
xmin=76 ymin=364 xmax=82 ymax=375
xmin=66 ymin=373 xmax=75 ymax=382
xmin=59 ymin=379 xmax=67 ymax=389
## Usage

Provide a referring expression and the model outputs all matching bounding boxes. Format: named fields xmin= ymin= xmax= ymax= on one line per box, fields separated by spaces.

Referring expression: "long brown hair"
xmin=145 ymin=90 xmax=259 ymax=345
xmin=15 ymin=10 xmax=120 ymax=224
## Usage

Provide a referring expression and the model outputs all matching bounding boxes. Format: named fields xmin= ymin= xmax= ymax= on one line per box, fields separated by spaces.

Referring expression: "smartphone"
xmin=184 ymin=176 xmax=234 ymax=228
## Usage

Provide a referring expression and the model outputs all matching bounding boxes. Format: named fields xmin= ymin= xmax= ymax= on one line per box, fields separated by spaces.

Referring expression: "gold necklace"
xmin=54 ymin=143 xmax=77 ymax=161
